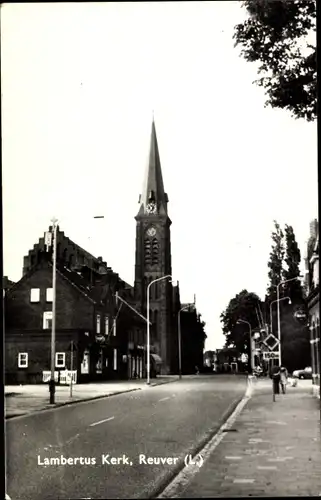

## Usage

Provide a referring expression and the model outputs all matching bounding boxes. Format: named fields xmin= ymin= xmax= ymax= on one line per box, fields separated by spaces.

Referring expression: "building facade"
xmin=305 ymin=219 xmax=320 ymax=398
xmin=4 ymin=232 xmax=145 ymax=384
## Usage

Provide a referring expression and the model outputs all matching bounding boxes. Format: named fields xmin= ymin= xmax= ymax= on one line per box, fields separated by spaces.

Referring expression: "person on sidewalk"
xmin=280 ymin=366 xmax=288 ymax=394
xmin=270 ymin=364 xmax=280 ymax=394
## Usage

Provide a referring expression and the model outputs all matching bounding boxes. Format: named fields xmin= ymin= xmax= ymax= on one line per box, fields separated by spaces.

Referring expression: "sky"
xmin=2 ymin=2 xmax=317 ymax=351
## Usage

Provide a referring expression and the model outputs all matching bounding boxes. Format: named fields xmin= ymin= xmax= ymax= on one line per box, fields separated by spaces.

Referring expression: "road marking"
xmin=89 ymin=416 xmax=114 ymax=427
xmin=225 ymin=456 xmax=242 ymax=460
xmin=157 ymin=390 xmax=252 ymax=498
xmin=267 ymin=457 xmax=293 ymax=462
xmin=66 ymin=433 xmax=80 ymax=445
xmin=233 ymin=479 xmax=255 ymax=484
xmin=257 ymin=466 xmax=277 ymax=470
xmin=158 ymin=397 xmax=170 ymax=402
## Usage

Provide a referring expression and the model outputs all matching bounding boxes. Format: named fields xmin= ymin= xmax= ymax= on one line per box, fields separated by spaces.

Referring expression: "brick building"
xmin=4 ymin=231 xmax=146 ymax=384
xmin=305 ymin=219 xmax=320 ymax=398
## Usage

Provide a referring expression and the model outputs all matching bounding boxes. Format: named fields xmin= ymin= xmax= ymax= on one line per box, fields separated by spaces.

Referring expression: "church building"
xmin=134 ymin=121 xmax=179 ymax=375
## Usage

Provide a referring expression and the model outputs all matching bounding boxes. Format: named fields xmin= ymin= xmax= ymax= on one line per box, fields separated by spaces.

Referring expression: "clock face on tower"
xmin=146 ymin=202 xmax=157 ymax=214
xmin=146 ymin=226 xmax=156 ymax=237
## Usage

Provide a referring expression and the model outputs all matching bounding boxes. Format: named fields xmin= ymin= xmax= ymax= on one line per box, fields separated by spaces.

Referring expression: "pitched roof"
xmin=137 ymin=121 xmax=168 ymax=216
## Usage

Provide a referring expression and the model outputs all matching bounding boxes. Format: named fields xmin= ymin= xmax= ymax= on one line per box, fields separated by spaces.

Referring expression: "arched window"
xmin=144 ymin=239 xmax=152 ymax=265
xmin=152 ymin=238 xmax=159 ymax=265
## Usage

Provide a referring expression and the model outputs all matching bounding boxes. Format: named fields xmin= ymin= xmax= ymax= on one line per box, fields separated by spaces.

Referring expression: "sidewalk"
xmin=172 ymin=378 xmax=321 ymax=498
xmin=5 ymin=375 xmax=179 ymax=419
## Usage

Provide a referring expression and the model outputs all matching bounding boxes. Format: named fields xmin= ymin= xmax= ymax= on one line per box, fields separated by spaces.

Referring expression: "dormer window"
xmin=148 ymin=190 xmax=155 ymax=201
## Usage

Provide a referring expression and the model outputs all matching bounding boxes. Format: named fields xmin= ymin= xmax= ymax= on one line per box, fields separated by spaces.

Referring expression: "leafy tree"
xmin=220 ymin=289 xmax=262 ymax=371
xmin=234 ymin=0 xmax=316 ymax=121
xmin=266 ymin=220 xmax=285 ymax=299
xmin=282 ymin=224 xmax=304 ymax=301
xmin=280 ymin=305 xmax=311 ymax=372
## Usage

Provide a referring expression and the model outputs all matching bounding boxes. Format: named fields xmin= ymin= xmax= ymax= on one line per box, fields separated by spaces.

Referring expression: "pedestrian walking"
xmin=270 ymin=364 xmax=280 ymax=395
xmin=280 ymin=366 xmax=288 ymax=394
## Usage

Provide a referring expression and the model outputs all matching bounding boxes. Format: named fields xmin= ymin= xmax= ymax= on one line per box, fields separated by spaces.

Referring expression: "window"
xmin=30 ymin=288 xmax=40 ymax=302
xmin=96 ymin=314 xmax=101 ymax=334
xmin=105 ymin=316 xmax=109 ymax=335
xmin=96 ymin=350 xmax=103 ymax=374
xmin=18 ymin=353 xmax=28 ymax=368
xmin=113 ymin=318 xmax=116 ymax=336
xmin=55 ymin=352 xmax=65 ymax=368
xmin=46 ymin=288 xmax=53 ymax=302
xmin=152 ymin=238 xmax=159 ymax=265
xmin=113 ymin=348 xmax=117 ymax=370
xmin=144 ymin=239 xmax=152 ymax=265
xmin=43 ymin=311 xmax=53 ymax=329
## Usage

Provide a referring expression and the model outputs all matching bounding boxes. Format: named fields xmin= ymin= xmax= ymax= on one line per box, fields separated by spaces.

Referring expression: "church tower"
xmin=134 ymin=121 xmax=173 ymax=374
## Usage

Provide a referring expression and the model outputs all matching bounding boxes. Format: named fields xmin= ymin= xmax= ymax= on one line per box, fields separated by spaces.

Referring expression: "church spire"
xmin=138 ymin=120 xmax=168 ymax=215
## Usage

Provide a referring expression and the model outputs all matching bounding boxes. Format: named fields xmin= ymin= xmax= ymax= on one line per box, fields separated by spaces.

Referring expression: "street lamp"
xmin=146 ymin=275 xmax=172 ymax=385
xmin=277 ymin=277 xmax=297 ymax=367
xmin=48 ymin=215 xmax=105 ymax=404
xmin=178 ymin=301 xmax=195 ymax=380
xmin=236 ymin=319 xmax=253 ymax=372
xmin=269 ymin=297 xmax=291 ymax=336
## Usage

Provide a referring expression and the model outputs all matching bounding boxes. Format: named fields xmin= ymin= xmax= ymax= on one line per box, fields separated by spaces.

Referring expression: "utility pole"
xmin=49 ymin=218 xmax=58 ymax=404
xmin=70 ymin=340 xmax=73 ymax=398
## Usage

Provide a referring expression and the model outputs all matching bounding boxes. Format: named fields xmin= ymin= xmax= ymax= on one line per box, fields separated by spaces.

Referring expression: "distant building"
xmin=216 ymin=347 xmax=242 ymax=373
xmin=305 ymin=219 xmax=320 ymax=398
xmin=179 ymin=306 xmax=207 ymax=374
xmin=203 ymin=350 xmax=216 ymax=370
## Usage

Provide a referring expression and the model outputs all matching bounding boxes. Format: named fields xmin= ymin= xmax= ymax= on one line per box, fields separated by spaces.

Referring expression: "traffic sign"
xmin=293 ymin=308 xmax=308 ymax=324
xmin=263 ymin=334 xmax=279 ymax=351
xmin=263 ymin=351 xmax=280 ymax=360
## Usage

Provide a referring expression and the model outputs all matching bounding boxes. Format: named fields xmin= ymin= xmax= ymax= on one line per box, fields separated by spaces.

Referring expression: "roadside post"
xmin=263 ymin=351 xmax=280 ymax=402
xmin=70 ymin=340 xmax=73 ymax=398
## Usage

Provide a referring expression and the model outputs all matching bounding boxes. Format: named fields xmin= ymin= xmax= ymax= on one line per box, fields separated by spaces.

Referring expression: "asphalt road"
xmin=6 ymin=375 xmax=247 ymax=500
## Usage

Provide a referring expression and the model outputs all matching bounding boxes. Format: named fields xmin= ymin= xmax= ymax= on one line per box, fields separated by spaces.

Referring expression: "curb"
xmin=5 ymin=387 xmax=142 ymax=420
xmin=150 ymin=378 xmax=179 ymax=387
xmin=142 ymin=388 xmax=248 ymax=499
xmin=5 ymin=378 xmax=179 ymax=420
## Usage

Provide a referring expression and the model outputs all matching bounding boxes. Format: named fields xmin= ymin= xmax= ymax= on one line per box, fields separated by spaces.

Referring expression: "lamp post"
xmin=178 ymin=302 xmax=195 ymax=380
xmin=276 ymin=277 xmax=297 ymax=367
xmin=237 ymin=319 xmax=253 ymax=373
xmin=269 ymin=297 xmax=291 ymax=336
xmin=146 ymin=275 xmax=172 ymax=385
xmin=49 ymin=218 xmax=58 ymax=404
